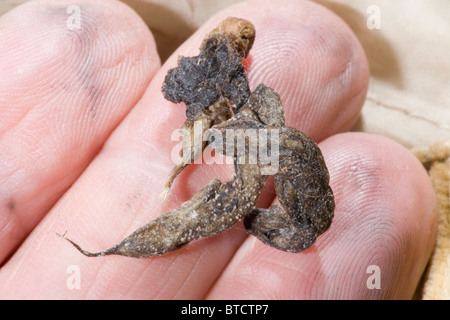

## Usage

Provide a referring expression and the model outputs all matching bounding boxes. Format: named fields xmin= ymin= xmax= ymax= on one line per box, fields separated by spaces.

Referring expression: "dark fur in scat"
xmin=162 ymin=34 xmax=251 ymax=120
xmin=216 ymin=85 xmax=335 ymax=253
xmin=60 ymin=18 xmax=334 ymax=258
xmin=243 ymin=125 xmax=334 ymax=252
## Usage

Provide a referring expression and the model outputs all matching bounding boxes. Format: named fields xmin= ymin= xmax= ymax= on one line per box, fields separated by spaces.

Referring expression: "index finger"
xmin=0 ymin=0 xmax=160 ymax=264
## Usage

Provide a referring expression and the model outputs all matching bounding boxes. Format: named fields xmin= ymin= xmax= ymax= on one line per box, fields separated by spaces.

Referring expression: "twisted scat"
xmin=60 ymin=17 xmax=334 ymax=258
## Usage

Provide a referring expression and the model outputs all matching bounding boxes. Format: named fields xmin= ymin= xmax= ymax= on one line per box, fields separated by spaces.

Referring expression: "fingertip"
xmin=217 ymin=0 xmax=369 ymax=140
xmin=155 ymin=0 xmax=368 ymax=141
xmin=323 ymin=132 xmax=437 ymax=233
xmin=321 ymin=133 xmax=437 ymax=298
xmin=207 ymin=133 xmax=437 ymax=299
xmin=0 ymin=0 xmax=160 ymax=263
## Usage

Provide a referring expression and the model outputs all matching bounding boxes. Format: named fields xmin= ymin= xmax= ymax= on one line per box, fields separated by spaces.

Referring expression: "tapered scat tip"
xmin=56 ymin=232 xmax=110 ymax=257
xmin=161 ymin=160 xmax=189 ymax=201
xmin=160 ymin=185 xmax=170 ymax=201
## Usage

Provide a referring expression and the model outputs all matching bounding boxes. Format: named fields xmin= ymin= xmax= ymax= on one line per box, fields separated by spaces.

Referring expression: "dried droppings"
xmin=162 ymin=17 xmax=255 ymax=119
xmin=61 ymin=17 xmax=334 ymax=258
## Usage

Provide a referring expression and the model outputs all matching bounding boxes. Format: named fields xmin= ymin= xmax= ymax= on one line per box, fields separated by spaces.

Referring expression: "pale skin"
xmin=0 ymin=0 xmax=437 ymax=299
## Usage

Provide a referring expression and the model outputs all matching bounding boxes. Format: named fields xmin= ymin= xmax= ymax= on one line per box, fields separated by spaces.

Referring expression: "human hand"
xmin=0 ymin=0 xmax=436 ymax=299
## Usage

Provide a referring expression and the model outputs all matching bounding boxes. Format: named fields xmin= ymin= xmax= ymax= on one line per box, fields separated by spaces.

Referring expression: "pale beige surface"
xmin=2 ymin=0 xmax=449 ymax=299
xmin=317 ymin=0 xmax=450 ymax=148
xmin=412 ymin=140 xmax=450 ymax=300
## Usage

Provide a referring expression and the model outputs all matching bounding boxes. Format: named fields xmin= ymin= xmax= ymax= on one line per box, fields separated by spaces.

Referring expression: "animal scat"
xmin=201 ymin=16 xmax=255 ymax=59
xmin=161 ymin=23 xmax=253 ymax=119
xmin=161 ymin=17 xmax=255 ymax=195
xmin=60 ymin=17 xmax=335 ymax=258
xmin=162 ymin=98 xmax=232 ymax=199
xmin=243 ymin=127 xmax=334 ymax=252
